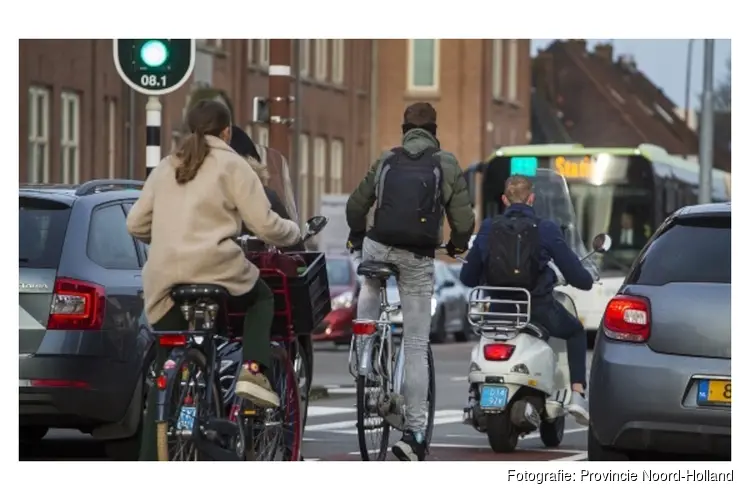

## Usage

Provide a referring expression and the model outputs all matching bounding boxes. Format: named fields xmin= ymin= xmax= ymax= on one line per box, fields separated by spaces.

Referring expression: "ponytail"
xmin=174 ymin=133 xmax=210 ymax=184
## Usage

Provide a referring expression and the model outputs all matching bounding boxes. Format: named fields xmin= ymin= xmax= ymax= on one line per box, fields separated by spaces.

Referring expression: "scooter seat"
xmin=522 ymin=323 xmax=549 ymax=341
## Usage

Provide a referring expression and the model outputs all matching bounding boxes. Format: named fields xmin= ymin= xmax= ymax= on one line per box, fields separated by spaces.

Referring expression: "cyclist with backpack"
xmin=459 ymin=175 xmax=592 ymax=425
xmin=346 ymin=102 xmax=475 ymax=461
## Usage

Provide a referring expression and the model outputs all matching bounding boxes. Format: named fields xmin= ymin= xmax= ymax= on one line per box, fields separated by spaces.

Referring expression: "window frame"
xmin=315 ymin=39 xmax=328 ymax=81
xmin=298 ymin=134 xmax=310 ymax=222
xmin=492 ymin=40 xmax=504 ymax=100
xmin=330 ymin=139 xmax=344 ymax=194
xmin=313 ymin=137 xmax=327 ymax=209
xmin=258 ymin=39 xmax=270 ymax=67
xmin=407 ymin=39 xmax=440 ymax=92
xmin=28 ymin=86 xmax=50 ymax=184
xmin=299 ymin=39 xmax=310 ymax=77
xmin=61 ymin=91 xmax=81 ymax=184
xmin=332 ymin=39 xmax=345 ymax=85
xmin=247 ymin=39 xmax=254 ymax=65
xmin=507 ymin=39 xmax=518 ymax=101
xmin=106 ymin=98 xmax=117 ymax=178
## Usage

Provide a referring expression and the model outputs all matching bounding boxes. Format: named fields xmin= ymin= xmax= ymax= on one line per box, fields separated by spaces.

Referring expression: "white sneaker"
xmin=567 ymin=392 xmax=589 ymax=426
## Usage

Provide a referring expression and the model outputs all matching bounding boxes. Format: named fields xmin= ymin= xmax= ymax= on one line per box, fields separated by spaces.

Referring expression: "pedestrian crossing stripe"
xmin=305 ymin=409 xmax=465 ymax=434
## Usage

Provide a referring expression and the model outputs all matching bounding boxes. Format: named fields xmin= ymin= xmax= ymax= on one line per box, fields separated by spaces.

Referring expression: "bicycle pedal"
xmin=206 ymin=417 xmax=239 ymax=438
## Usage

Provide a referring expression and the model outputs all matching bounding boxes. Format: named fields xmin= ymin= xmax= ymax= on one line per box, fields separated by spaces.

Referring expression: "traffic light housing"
xmin=113 ymin=39 xmax=195 ymax=96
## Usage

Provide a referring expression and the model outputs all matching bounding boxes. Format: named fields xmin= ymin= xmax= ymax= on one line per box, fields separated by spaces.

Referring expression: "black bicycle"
xmin=150 ymin=216 xmax=329 ymax=461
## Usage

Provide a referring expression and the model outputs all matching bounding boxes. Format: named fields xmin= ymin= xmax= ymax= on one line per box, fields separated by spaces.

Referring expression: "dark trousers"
xmin=138 ymin=279 xmax=276 ymax=460
xmin=530 ymin=299 xmax=588 ymax=388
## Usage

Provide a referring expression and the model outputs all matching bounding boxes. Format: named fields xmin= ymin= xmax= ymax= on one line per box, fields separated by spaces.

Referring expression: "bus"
xmin=464 ymin=143 xmax=731 ymax=335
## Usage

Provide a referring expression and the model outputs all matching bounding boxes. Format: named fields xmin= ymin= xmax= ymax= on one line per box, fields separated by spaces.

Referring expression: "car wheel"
xmin=20 ymin=426 xmax=48 ymax=444
xmin=587 ymin=424 xmax=630 ymax=460
xmin=430 ymin=307 xmax=448 ymax=344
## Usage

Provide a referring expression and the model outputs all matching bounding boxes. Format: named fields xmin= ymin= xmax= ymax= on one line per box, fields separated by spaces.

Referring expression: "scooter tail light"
xmin=484 ymin=343 xmax=515 ymax=361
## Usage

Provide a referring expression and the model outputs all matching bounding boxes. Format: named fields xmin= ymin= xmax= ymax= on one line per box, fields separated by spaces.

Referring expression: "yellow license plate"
xmin=698 ymin=379 xmax=731 ymax=404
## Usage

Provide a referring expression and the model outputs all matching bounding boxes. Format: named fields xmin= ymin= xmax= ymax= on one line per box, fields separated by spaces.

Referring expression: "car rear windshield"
xmin=20 ymin=197 xmax=71 ymax=269
xmin=326 ymin=258 xmax=352 ymax=286
xmin=630 ymin=215 xmax=730 ymax=285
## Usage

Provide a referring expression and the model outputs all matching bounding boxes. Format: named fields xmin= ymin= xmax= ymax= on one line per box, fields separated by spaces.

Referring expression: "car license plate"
xmin=480 ymin=385 xmax=509 ymax=409
xmin=177 ymin=406 xmax=196 ymax=430
xmin=697 ymin=379 xmax=731 ymax=405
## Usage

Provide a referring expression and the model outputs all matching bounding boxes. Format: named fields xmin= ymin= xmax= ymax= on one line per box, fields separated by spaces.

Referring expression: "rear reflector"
xmin=484 ymin=343 xmax=515 ymax=361
xmin=48 ymin=278 xmax=106 ymax=330
xmin=352 ymin=320 xmax=377 ymax=335
xmin=158 ymin=334 xmax=187 ymax=347
xmin=603 ymin=295 xmax=651 ymax=343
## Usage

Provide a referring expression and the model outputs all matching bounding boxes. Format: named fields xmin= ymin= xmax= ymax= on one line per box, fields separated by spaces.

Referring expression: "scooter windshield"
xmin=527 ymin=168 xmax=599 ymax=279
xmin=255 ymin=145 xmax=300 ymax=227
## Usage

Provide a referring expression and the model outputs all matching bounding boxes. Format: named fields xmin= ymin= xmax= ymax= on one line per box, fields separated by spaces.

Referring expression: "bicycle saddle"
xmin=356 ymin=261 xmax=399 ymax=280
xmin=171 ymin=284 xmax=229 ymax=301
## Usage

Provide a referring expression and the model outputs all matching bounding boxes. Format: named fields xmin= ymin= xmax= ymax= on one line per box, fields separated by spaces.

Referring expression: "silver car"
xmin=387 ymin=261 xmax=470 ymax=343
xmin=589 ymin=203 xmax=731 ymax=460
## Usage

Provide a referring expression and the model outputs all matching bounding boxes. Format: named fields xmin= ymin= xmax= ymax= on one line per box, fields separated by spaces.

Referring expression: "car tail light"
xmin=47 ymin=278 xmax=106 ymax=330
xmin=603 ymin=295 xmax=651 ymax=342
xmin=484 ymin=343 xmax=515 ymax=361
xmin=30 ymin=379 xmax=89 ymax=389
xmin=158 ymin=334 xmax=187 ymax=347
xmin=352 ymin=320 xmax=377 ymax=336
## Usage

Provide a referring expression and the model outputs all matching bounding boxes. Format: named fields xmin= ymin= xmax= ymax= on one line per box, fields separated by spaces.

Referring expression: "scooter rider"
xmin=459 ymin=175 xmax=592 ymax=425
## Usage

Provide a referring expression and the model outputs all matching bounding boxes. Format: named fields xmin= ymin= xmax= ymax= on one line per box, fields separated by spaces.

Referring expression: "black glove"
xmin=446 ymin=241 xmax=465 ymax=258
xmin=346 ymin=231 xmax=365 ymax=253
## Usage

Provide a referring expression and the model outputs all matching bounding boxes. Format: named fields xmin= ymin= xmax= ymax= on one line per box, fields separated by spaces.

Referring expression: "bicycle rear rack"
xmin=467 ymin=286 xmax=531 ymax=340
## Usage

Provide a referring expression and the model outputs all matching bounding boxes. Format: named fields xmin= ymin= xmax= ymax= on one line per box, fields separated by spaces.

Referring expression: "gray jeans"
xmin=357 ymin=237 xmax=434 ymax=433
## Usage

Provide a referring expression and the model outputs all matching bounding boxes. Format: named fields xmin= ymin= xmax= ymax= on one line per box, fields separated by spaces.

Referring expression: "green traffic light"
xmin=140 ymin=40 xmax=169 ymax=68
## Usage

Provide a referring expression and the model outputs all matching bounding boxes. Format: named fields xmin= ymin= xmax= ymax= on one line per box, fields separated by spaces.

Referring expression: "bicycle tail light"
xmin=352 ymin=320 xmax=377 ymax=336
xmin=158 ymin=334 xmax=188 ymax=347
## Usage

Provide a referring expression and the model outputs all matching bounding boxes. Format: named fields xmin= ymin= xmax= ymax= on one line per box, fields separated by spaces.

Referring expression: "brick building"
xmin=20 ymin=39 xmax=531 ymax=221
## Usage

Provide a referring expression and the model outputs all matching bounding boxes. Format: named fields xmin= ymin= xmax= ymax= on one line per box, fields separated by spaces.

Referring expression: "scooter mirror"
xmin=592 ymin=233 xmax=612 ymax=253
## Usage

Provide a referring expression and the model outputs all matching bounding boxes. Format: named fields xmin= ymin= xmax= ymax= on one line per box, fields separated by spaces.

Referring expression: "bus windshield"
xmin=568 ymin=184 xmax=653 ymax=273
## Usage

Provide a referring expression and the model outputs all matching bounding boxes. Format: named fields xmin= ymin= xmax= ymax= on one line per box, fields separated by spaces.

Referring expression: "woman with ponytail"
xmin=126 ymin=99 xmax=301 ymax=409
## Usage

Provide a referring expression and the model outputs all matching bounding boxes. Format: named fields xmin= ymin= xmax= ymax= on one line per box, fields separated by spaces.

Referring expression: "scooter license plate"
xmin=177 ymin=406 xmax=196 ymax=430
xmin=479 ymin=385 xmax=509 ymax=409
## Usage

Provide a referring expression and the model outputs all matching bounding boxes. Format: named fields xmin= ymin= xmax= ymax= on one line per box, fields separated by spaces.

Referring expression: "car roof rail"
xmin=75 ymin=179 xmax=145 ymax=196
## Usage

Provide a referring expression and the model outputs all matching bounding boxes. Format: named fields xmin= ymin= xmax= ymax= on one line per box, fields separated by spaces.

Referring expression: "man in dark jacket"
xmin=346 ymin=102 xmax=474 ymax=461
xmin=460 ymin=175 xmax=593 ymax=425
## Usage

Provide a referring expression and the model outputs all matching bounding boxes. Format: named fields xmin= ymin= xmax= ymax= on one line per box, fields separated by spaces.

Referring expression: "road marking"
xmin=307 ymin=406 xmax=356 ymax=417
xmin=304 ymin=457 xmax=321 ymax=461
xmin=551 ymin=452 xmax=588 ymax=461
xmin=450 ymin=376 xmax=467 ymax=382
xmin=305 ymin=409 xmax=464 ymax=434
xmin=327 ymin=387 xmax=357 ymax=395
xmin=446 ymin=426 xmax=587 ymax=441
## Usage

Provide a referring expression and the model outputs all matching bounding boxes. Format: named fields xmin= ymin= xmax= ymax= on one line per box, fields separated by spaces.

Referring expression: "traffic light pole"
xmin=268 ymin=39 xmax=293 ymax=161
xmin=146 ymin=97 xmax=162 ymax=178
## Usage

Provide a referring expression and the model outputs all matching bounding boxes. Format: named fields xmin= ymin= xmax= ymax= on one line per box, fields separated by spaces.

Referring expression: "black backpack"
xmin=486 ymin=213 xmax=541 ymax=290
xmin=372 ymin=147 xmax=443 ymax=247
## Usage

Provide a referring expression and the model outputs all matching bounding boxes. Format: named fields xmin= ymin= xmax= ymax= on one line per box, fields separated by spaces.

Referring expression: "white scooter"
xmin=461 ymin=233 xmax=612 ymax=453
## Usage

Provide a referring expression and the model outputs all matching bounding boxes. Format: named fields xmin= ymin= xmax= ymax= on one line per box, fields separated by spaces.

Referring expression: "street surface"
xmin=20 ymin=342 xmax=589 ymax=461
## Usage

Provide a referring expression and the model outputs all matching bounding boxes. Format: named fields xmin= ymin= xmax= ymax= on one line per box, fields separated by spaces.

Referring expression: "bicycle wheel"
xmin=156 ymin=348 xmax=222 ymax=461
xmin=242 ymin=345 xmax=303 ymax=461
xmin=424 ymin=344 xmax=437 ymax=449
xmin=356 ymin=336 xmax=391 ymax=461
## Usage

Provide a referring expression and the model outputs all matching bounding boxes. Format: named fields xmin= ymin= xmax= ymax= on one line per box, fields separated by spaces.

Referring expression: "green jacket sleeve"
xmin=346 ymin=156 xmax=381 ymax=234
xmin=438 ymin=151 xmax=475 ymax=249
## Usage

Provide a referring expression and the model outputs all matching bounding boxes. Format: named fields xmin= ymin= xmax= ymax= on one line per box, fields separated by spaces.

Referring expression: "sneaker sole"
xmin=567 ymin=404 xmax=590 ymax=426
xmin=392 ymin=441 xmax=419 ymax=462
xmin=235 ymin=380 xmax=280 ymax=408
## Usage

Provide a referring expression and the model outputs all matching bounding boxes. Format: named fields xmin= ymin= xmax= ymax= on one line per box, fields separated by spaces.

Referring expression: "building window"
xmin=27 ymin=86 xmax=50 ymax=184
xmin=61 ymin=91 xmax=80 ymax=184
xmin=299 ymin=39 xmax=310 ymax=77
xmin=313 ymin=137 xmax=326 ymax=210
xmin=255 ymin=125 xmax=269 ymax=164
xmin=247 ymin=39 xmax=254 ymax=65
xmin=492 ymin=40 xmax=504 ymax=99
xmin=408 ymin=39 xmax=439 ymax=91
xmin=315 ymin=39 xmax=328 ymax=81
xmin=332 ymin=40 xmax=345 ymax=85
xmin=298 ymin=134 xmax=310 ymax=222
xmin=330 ymin=139 xmax=343 ymax=194
xmin=215 ymin=39 xmax=223 ymax=49
xmin=259 ymin=39 xmax=270 ymax=67
xmin=507 ymin=40 xmax=518 ymax=101
xmin=106 ymin=99 xmax=117 ymax=178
